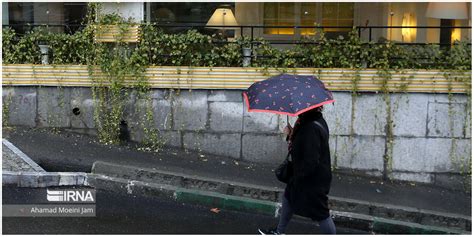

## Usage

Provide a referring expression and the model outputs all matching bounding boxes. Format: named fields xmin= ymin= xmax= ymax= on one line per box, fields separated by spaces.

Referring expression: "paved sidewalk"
xmin=3 ymin=139 xmax=45 ymax=173
xmin=2 ymin=138 xmax=88 ymax=187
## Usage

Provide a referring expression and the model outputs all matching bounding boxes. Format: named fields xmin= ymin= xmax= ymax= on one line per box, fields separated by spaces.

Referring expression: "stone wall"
xmin=3 ymin=86 xmax=471 ymax=189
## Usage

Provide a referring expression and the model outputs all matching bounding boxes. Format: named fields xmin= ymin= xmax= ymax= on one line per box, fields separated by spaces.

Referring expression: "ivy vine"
xmin=3 ymin=20 xmax=471 ymax=69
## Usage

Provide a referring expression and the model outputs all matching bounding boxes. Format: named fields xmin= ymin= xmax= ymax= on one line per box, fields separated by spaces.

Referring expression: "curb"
xmin=91 ymin=161 xmax=471 ymax=232
xmin=2 ymin=171 xmax=89 ymax=187
xmin=87 ymin=173 xmax=280 ymax=216
xmin=332 ymin=211 xmax=468 ymax=234
xmin=332 ymin=196 xmax=472 ymax=232
xmin=87 ymin=173 xmax=470 ymax=235
xmin=2 ymin=139 xmax=89 ymax=188
xmin=174 ymin=188 xmax=281 ymax=217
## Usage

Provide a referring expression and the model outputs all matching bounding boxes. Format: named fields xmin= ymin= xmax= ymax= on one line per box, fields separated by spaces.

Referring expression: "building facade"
xmin=3 ymin=2 xmax=472 ymax=44
xmin=2 ymin=2 xmax=471 ymax=187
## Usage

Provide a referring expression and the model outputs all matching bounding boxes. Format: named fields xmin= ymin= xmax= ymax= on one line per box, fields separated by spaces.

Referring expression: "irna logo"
xmin=46 ymin=189 xmax=95 ymax=202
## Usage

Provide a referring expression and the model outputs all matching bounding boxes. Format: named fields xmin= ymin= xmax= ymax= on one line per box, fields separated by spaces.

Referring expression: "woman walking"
xmin=258 ymin=106 xmax=336 ymax=235
xmin=242 ymin=74 xmax=335 ymax=234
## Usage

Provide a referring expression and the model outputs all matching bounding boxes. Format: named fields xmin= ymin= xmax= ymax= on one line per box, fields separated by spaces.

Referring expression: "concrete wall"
xmin=3 ymin=86 xmax=471 ymax=189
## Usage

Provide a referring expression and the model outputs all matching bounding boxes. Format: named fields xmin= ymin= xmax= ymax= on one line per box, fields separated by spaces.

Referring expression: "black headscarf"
xmin=288 ymin=107 xmax=323 ymax=152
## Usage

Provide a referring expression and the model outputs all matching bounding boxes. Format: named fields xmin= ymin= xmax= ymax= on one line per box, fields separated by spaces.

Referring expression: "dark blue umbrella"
xmin=243 ymin=74 xmax=335 ymax=117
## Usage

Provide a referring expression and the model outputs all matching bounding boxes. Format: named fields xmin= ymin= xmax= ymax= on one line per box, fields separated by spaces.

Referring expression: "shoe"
xmin=258 ymin=228 xmax=283 ymax=235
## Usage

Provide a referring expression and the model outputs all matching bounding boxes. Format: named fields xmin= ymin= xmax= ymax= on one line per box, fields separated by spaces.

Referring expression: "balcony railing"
xmin=3 ymin=23 xmax=471 ymax=69
xmin=3 ymin=23 xmax=471 ymax=44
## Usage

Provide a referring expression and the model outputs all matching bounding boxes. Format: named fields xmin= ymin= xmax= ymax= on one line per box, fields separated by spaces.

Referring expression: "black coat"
xmin=285 ymin=112 xmax=332 ymax=221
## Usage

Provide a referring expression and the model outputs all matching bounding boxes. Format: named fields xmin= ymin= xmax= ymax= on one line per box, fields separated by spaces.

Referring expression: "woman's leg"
xmin=276 ymin=195 xmax=294 ymax=234
xmin=318 ymin=215 xmax=337 ymax=234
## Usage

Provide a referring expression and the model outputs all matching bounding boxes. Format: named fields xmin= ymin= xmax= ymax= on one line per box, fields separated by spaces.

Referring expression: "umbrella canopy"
xmin=243 ymin=74 xmax=335 ymax=117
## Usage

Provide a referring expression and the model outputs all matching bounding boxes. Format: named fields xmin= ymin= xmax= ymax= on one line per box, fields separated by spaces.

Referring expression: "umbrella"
xmin=243 ymin=74 xmax=335 ymax=117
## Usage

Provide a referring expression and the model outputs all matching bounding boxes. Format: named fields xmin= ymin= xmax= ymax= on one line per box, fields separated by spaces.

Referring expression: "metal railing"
xmin=143 ymin=23 xmax=472 ymax=67
xmin=3 ymin=23 xmax=471 ymax=44
xmin=3 ymin=23 xmax=472 ymax=68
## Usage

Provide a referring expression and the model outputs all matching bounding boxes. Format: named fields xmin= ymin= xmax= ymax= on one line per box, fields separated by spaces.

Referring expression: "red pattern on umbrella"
xmin=243 ymin=74 xmax=335 ymax=116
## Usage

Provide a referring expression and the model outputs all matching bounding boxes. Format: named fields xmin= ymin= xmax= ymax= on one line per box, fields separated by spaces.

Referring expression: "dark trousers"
xmin=276 ymin=192 xmax=336 ymax=234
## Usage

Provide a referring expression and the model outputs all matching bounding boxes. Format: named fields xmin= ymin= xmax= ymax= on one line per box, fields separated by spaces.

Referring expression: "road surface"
xmin=2 ymin=186 xmax=368 ymax=234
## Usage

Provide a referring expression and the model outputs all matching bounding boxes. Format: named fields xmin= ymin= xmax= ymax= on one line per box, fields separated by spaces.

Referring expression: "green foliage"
xmin=142 ymin=25 xmax=209 ymax=66
xmin=2 ymin=27 xmax=17 ymax=64
xmin=2 ymin=27 xmax=43 ymax=64
xmin=338 ymin=28 xmax=370 ymax=68
xmin=97 ymin=12 xmax=124 ymax=25
xmin=442 ymin=40 xmax=472 ymax=187
xmin=141 ymin=25 xmax=246 ymax=67
xmin=4 ymin=22 xmax=471 ymax=70
xmin=90 ymin=12 xmax=145 ymax=144
xmin=446 ymin=40 xmax=472 ymax=71
xmin=49 ymin=29 xmax=95 ymax=64
xmin=294 ymin=28 xmax=333 ymax=68
xmin=254 ymin=39 xmax=286 ymax=68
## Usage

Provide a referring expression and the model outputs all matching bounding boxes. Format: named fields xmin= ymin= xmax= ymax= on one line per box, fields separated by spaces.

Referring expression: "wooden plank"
xmin=2 ymin=65 xmax=470 ymax=94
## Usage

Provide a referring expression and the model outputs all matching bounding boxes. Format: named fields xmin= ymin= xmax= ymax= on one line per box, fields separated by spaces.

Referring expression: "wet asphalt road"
xmin=2 ymin=186 xmax=368 ymax=234
xmin=2 ymin=186 xmax=364 ymax=234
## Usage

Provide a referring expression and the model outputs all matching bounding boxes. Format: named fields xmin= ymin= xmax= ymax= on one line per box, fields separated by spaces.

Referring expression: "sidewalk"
xmin=3 ymin=127 xmax=472 ymax=233
xmin=2 ymin=137 xmax=88 ymax=187
xmin=3 ymin=139 xmax=45 ymax=173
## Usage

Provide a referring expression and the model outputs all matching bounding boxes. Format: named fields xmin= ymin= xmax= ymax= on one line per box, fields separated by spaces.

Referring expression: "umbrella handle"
xmin=285 ymin=115 xmax=291 ymax=142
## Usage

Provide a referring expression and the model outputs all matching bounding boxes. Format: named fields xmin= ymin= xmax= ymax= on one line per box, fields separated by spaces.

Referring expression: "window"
xmin=263 ymin=3 xmax=296 ymax=35
xmin=300 ymin=3 xmax=317 ymax=35
xmin=149 ymin=3 xmax=233 ymax=23
xmin=263 ymin=2 xmax=355 ymax=36
xmin=322 ymin=3 xmax=354 ymax=32
xmin=6 ymin=2 xmax=87 ymax=34
xmin=7 ymin=2 xmax=34 ymax=34
xmin=147 ymin=3 xmax=235 ymax=34
xmin=64 ymin=3 xmax=87 ymax=27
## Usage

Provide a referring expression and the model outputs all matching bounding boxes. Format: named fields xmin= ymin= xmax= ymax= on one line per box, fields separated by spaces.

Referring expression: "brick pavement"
xmin=2 ymin=139 xmax=45 ymax=173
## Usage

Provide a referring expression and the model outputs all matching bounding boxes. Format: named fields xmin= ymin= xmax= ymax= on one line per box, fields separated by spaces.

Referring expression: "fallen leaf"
xmin=210 ymin=208 xmax=220 ymax=213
